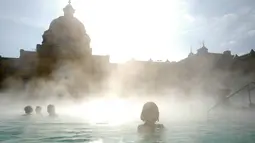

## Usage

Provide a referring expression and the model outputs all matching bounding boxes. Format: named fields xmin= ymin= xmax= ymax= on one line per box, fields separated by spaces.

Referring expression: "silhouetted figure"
xmin=35 ymin=106 xmax=42 ymax=116
xmin=23 ymin=106 xmax=33 ymax=116
xmin=47 ymin=104 xmax=57 ymax=117
xmin=138 ymin=102 xmax=164 ymax=134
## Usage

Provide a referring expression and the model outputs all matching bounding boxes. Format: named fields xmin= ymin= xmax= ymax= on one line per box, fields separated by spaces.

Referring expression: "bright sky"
xmin=1 ymin=0 xmax=255 ymax=63
xmin=65 ymin=0 xmax=189 ymax=62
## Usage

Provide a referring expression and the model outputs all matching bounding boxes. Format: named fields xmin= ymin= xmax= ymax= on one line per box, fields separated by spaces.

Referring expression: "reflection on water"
xmin=1 ymin=114 xmax=255 ymax=143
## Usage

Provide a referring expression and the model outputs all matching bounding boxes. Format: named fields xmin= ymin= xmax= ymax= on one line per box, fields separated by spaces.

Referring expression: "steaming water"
xmin=1 ymin=111 xmax=255 ymax=143
xmin=1 ymin=94 xmax=255 ymax=143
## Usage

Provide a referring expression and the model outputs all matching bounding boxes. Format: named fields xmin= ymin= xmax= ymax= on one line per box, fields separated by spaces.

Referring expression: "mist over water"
xmin=0 ymin=60 xmax=254 ymax=124
xmin=1 ymin=47 xmax=255 ymax=143
xmin=1 ymin=56 xmax=254 ymax=116
xmin=0 ymin=88 xmax=247 ymax=123
xmin=2 ymin=70 xmax=255 ymax=143
xmin=1 ymin=90 xmax=255 ymax=143
xmin=0 ymin=58 xmax=213 ymax=122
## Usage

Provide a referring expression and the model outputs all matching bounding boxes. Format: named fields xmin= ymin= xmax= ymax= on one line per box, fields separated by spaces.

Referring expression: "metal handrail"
xmin=208 ymin=82 xmax=255 ymax=113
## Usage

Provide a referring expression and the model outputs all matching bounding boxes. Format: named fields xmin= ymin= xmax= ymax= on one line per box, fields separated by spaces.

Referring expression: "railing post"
xmin=248 ymin=84 xmax=252 ymax=104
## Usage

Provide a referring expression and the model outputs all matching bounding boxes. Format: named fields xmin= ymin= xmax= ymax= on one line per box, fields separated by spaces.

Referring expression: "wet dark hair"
xmin=140 ymin=102 xmax=159 ymax=122
xmin=35 ymin=106 xmax=42 ymax=113
xmin=47 ymin=104 xmax=55 ymax=114
xmin=24 ymin=106 xmax=33 ymax=114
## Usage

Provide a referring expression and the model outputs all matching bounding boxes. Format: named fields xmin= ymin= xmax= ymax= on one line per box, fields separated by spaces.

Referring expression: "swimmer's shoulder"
xmin=155 ymin=124 xmax=165 ymax=133
xmin=137 ymin=124 xmax=150 ymax=133
xmin=156 ymin=124 xmax=165 ymax=129
xmin=137 ymin=124 xmax=165 ymax=134
xmin=137 ymin=124 xmax=144 ymax=132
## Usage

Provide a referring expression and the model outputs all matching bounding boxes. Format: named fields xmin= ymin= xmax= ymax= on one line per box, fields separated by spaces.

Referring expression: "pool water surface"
xmin=1 ymin=113 xmax=255 ymax=143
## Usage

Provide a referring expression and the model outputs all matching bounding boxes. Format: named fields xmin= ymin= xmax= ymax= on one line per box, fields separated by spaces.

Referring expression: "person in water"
xmin=138 ymin=102 xmax=164 ymax=134
xmin=23 ymin=106 xmax=33 ymax=115
xmin=35 ymin=106 xmax=42 ymax=115
xmin=47 ymin=104 xmax=57 ymax=117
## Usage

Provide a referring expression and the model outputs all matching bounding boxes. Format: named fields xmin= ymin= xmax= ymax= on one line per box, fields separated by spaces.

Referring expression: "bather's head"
xmin=35 ymin=106 xmax=42 ymax=115
xmin=24 ymin=106 xmax=33 ymax=115
xmin=140 ymin=102 xmax=159 ymax=124
xmin=47 ymin=104 xmax=56 ymax=116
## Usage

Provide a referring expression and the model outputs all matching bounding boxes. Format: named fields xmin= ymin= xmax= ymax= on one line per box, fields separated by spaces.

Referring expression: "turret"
xmin=188 ymin=46 xmax=194 ymax=57
xmin=197 ymin=41 xmax=208 ymax=55
xmin=223 ymin=50 xmax=231 ymax=56
xmin=63 ymin=0 xmax=75 ymax=17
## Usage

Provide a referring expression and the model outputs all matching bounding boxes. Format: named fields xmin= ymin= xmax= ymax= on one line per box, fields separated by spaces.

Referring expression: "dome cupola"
xmin=63 ymin=0 xmax=75 ymax=17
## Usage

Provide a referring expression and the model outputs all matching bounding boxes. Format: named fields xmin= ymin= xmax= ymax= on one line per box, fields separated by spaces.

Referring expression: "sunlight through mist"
xmin=57 ymin=0 xmax=190 ymax=62
xmin=61 ymin=98 xmax=140 ymax=125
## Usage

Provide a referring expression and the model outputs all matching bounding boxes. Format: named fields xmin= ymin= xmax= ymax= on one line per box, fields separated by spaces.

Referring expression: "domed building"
xmin=2 ymin=1 xmax=255 ymax=94
xmin=35 ymin=1 xmax=109 ymax=77
xmin=0 ymin=0 xmax=112 ymax=93
xmin=41 ymin=1 xmax=91 ymax=59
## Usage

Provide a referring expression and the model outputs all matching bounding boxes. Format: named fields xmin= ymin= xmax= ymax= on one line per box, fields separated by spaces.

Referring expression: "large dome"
xmin=47 ymin=1 xmax=90 ymax=46
xmin=39 ymin=1 xmax=92 ymax=59
xmin=49 ymin=16 xmax=89 ymax=41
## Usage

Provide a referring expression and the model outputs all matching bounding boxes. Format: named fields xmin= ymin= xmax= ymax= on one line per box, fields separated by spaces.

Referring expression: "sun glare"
xmin=65 ymin=98 xmax=139 ymax=125
xmin=85 ymin=98 xmax=133 ymax=124
xmin=58 ymin=0 xmax=189 ymax=63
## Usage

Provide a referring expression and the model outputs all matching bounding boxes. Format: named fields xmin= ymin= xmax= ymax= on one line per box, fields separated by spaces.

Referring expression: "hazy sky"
xmin=0 ymin=0 xmax=255 ymax=62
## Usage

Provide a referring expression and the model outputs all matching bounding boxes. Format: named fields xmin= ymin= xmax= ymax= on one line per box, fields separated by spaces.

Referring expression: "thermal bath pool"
xmin=1 ymin=113 xmax=255 ymax=143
